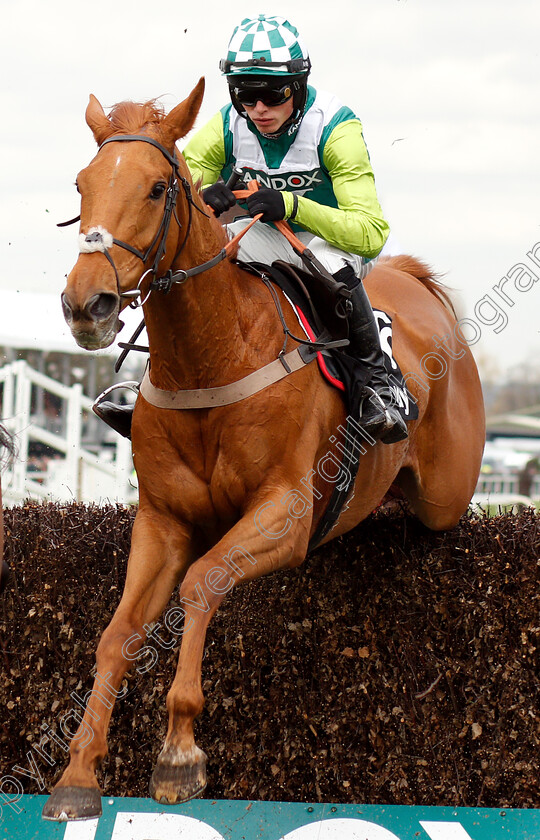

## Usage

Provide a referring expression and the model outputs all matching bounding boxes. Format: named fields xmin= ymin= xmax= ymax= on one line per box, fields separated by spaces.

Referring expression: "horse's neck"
xmin=143 ymin=212 xmax=274 ymax=390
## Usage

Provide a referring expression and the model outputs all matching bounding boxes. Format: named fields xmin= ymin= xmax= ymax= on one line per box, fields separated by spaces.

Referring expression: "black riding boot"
xmin=334 ymin=265 xmax=408 ymax=444
xmin=93 ymin=401 xmax=134 ymax=439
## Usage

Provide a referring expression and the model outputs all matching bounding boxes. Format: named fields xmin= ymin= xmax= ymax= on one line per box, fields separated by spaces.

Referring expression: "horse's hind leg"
xmin=398 ymin=377 xmax=485 ymax=530
xmin=42 ymin=509 xmax=193 ymax=821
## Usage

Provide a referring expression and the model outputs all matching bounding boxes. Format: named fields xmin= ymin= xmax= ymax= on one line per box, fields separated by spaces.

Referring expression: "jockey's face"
xmin=243 ymin=96 xmax=294 ymax=135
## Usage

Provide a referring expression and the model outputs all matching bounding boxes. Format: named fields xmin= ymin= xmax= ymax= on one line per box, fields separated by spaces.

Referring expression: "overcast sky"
xmin=2 ymin=0 xmax=540 ymax=378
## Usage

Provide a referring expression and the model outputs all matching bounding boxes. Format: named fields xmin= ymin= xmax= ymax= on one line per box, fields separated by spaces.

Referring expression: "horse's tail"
xmin=382 ymin=255 xmax=456 ymax=317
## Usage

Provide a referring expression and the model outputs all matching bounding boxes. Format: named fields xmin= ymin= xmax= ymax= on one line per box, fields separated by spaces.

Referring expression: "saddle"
xmin=239 ymin=259 xmax=418 ymax=425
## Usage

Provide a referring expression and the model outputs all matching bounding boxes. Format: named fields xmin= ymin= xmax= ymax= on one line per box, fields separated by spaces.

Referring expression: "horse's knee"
xmin=95 ymin=616 xmax=142 ymax=663
xmin=178 ymin=563 xmax=224 ymax=614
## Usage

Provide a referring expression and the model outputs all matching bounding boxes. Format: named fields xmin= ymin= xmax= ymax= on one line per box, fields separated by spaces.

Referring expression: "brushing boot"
xmin=334 ymin=265 xmax=408 ymax=444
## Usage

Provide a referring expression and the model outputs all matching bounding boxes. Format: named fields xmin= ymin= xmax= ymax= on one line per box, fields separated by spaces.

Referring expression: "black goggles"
xmin=234 ymin=83 xmax=293 ymax=108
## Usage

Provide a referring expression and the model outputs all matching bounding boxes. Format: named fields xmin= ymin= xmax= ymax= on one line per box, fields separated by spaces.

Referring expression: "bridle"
xmin=98 ymin=134 xmax=187 ymax=305
xmin=59 ymin=132 xmax=352 ymax=372
xmin=59 ymin=132 xmax=224 ymax=308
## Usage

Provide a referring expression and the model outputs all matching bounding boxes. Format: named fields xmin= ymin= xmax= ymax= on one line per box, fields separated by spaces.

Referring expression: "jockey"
xmin=184 ymin=14 xmax=407 ymax=444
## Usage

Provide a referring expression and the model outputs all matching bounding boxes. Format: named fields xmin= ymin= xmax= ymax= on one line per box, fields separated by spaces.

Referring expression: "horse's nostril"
xmin=61 ymin=293 xmax=73 ymax=322
xmin=87 ymin=293 xmax=118 ymax=321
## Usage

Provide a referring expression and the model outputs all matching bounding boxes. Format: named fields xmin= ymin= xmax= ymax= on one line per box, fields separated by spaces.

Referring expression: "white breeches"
xmin=227 ymin=218 xmax=384 ymax=281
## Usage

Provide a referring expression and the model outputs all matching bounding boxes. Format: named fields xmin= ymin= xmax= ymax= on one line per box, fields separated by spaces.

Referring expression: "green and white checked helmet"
xmin=220 ymin=14 xmax=311 ymax=77
xmin=221 ymin=14 xmax=311 ymax=137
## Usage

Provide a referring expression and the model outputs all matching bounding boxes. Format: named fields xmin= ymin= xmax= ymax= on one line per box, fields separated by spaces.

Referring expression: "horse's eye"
xmin=149 ymin=182 xmax=167 ymax=200
xmin=74 ymin=181 xmax=80 ymax=194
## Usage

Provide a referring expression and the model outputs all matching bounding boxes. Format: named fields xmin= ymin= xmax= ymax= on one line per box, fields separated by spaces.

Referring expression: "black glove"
xmin=246 ymin=188 xmax=285 ymax=223
xmin=202 ymin=182 xmax=237 ymax=217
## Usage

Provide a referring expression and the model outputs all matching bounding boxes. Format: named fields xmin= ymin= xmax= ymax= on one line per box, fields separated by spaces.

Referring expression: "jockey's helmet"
xmin=220 ymin=14 xmax=311 ymax=137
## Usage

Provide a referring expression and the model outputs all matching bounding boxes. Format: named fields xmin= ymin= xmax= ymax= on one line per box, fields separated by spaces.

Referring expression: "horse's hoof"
xmin=149 ymin=750 xmax=207 ymax=804
xmin=42 ymin=786 xmax=102 ymax=821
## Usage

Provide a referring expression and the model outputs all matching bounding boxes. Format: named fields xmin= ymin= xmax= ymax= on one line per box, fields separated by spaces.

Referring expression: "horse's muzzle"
xmin=62 ymin=291 xmax=121 ymax=349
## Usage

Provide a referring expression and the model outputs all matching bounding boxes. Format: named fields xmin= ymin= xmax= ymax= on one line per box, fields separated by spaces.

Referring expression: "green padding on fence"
xmin=0 ymin=797 xmax=538 ymax=839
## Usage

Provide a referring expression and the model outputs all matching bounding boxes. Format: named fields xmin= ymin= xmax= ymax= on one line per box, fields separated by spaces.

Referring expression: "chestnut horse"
xmin=43 ymin=79 xmax=485 ymax=820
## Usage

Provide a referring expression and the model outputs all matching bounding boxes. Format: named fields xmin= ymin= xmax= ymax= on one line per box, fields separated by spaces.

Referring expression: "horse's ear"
xmin=86 ymin=94 xmax=114 ymax=145
xmin=163 ymin=78 xmax=205 ymax=143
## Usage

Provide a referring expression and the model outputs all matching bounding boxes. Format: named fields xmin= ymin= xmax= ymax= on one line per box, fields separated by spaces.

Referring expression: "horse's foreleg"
xmin=43 ymin=509 xmax=193 ymax=821
xmin=149 ymin=504 xmax=311 ymax=805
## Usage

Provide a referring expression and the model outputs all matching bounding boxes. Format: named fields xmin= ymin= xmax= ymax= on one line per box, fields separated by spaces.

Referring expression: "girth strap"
xmin=139 ymin=345 xmax=316 ymax=410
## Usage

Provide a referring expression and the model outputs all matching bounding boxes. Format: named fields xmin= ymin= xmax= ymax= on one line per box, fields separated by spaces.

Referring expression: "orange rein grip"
xmin=221 ymin=179 xmax=259 ymax=255
xmin=207 ymin=177 xmax=305 ymax=258
xmin=273 ymin=220 xmax=306 ymax=255
xmin=231 ymin=180 xmax=307 ymax=256
xmin=224 ymin=214 xmax=261 ymax=255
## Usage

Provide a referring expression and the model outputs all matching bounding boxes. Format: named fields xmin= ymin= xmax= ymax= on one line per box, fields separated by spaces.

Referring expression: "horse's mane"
xmin=382 ymin=254 xmax=456 ymax=316
xmin=107 ymin=100 xmax=166 ymax=135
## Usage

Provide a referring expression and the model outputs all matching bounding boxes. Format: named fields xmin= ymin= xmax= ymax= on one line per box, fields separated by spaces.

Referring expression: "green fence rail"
xmin=0 ymin=797 xmax=538 ymax=839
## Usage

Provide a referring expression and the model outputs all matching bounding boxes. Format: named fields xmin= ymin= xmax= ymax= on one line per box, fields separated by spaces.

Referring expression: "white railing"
xmin=0 ymin=361 xmax=136 ymax=505
xmin=476 ymin=474 xmax=519 ymax=495
xmin=476 ymin=473 xmax=540 ymax=497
